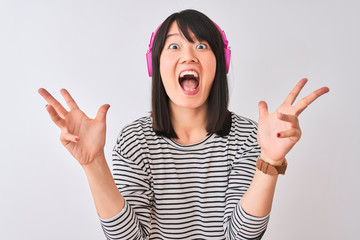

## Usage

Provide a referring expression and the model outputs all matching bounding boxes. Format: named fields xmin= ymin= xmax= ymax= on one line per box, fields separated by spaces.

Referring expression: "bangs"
xmin=174 ymin=12 xmax=222 ymax=52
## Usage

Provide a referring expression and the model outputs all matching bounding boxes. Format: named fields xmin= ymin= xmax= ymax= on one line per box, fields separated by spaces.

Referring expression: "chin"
xmin=172 ymin=97 xmax=208 ymax=110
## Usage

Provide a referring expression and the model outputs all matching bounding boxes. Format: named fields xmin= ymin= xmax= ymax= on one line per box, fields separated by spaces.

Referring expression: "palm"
xmin=258 ymin=104 xmax=297 ymax=162
xmin=257 ymin=79 xmax=329 ymax=165
xmin=39 ymin=88 xmax=110 ymax=165
xmin=62 ymin=110 xmax=106 ymax=164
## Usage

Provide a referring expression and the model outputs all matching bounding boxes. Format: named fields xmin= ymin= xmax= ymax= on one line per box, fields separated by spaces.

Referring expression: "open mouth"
xmin=178 ymin=70 xmax=200 ymax=94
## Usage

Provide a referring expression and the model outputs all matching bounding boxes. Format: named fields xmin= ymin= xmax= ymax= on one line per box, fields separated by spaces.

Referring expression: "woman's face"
xmin=159 ymin=22 xmax=216 ymax=112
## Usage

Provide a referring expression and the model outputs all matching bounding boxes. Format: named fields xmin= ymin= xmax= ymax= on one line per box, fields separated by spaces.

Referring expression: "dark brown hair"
xmin=151 ymin=9 xmax=231 ymax=139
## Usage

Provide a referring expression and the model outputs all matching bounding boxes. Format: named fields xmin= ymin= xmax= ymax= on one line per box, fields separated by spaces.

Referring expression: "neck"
xmin=170 ymin=102 xmax=208 ymax=145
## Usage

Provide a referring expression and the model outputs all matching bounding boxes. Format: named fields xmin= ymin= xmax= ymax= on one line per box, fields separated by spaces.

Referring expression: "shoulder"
xmin=118 ymin=116 xmax=153 ymax=139
xmin=228 ymin=112 xmax=260 ymax=153
xmin=228 ymin=112 xmax=258 ymax=145
xmin=230 ymin=112 xmax=258 ymax=130
xmin=114 ymin=116 xmax=155 ymax=156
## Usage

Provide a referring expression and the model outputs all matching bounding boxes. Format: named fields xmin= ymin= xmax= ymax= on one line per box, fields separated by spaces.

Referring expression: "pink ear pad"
xmin=146 ymin=51 xmax=152 ymax=77
xmin=146 ymin=22 xmax=231 ymax=77
xmin=224 ymin=48 xmax=231 ymax=73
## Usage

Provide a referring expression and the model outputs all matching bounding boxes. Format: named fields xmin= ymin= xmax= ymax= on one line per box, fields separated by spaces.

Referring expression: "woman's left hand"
xmin=257 ymin=78 xmax=329 ymax=165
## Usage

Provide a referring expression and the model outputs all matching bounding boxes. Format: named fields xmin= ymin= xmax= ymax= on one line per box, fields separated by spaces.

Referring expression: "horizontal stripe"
xmin=100 ymin=113 xmax=269 ymax=240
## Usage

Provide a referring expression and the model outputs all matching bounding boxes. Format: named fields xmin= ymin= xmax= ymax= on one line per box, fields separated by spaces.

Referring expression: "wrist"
xmin=259 ymin=151 xmax=284 ymax=166
xmin=82 ymin=152 xmax=107 ymax=172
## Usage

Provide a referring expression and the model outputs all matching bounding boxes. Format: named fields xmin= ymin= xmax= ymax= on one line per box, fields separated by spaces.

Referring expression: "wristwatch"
xmin=256 ymin=157 xmax=287 ymax=176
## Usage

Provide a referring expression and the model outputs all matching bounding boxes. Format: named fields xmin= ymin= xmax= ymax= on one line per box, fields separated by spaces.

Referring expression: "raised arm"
xmin=38 ymin=88 xmax=124 ymax=218
xmin=241 ymin=78 xmax=329 ymax=217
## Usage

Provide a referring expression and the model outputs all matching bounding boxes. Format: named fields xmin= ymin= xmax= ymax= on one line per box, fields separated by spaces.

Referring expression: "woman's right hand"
xmin=38 ymin=88 xmax=110 ymax=166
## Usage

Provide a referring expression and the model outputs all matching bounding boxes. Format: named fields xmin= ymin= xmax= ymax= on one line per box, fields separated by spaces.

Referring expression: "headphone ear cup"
xmin=146 ymin=51 xmax=152 ymax=77
xmin=224 ymin=48 xmax=231 ymax=73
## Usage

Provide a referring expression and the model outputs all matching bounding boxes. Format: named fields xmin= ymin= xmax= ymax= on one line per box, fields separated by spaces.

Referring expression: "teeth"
xmin=180 ymin=70 xmax=198 ymax=78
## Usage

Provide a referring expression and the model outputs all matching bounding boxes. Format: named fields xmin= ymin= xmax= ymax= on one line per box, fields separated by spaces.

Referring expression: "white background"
xmin=1 ymin=0 xmax=359 ymax=239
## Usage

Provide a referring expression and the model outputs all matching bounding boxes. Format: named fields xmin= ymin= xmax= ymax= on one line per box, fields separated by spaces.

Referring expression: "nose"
xmin=180 ymin=46 xmax=198 ymax=64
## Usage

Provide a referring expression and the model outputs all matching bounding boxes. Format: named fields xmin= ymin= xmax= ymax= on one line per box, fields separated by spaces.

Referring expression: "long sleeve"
xmin=99 ymin=122 xmax=154 ymax=240
xmin=223 ymin=120 xmax=269 ymax=239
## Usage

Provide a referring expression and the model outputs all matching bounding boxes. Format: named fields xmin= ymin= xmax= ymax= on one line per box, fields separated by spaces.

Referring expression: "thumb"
xmin=258 ymin=101 xmax=269 ymax=119
xmin=95 ymin=104 xmax=110 ymax=122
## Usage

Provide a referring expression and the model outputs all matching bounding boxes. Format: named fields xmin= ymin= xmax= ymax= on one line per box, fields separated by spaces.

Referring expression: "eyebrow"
xmin=166 ymin=33 xmax=181 ymax=39
xmin=165 ymin=32 xmax=198 ymax=43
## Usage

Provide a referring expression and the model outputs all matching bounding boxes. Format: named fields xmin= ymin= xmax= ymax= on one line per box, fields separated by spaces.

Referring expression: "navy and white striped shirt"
xmin=100 ymin=113 xmax=269 ymax=239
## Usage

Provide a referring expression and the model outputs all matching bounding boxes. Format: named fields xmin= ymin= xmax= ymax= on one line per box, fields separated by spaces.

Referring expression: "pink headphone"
xmin=146 ymin=21 xmax=231 ymax=77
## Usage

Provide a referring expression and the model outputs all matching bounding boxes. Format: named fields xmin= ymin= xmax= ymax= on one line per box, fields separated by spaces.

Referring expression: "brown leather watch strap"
xmin=256 ymin=158 xmax=287 ymax=176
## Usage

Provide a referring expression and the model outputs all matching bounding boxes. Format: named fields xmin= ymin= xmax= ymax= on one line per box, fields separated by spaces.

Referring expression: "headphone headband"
xmin=146 ymin=21 xmax=231 ymax=77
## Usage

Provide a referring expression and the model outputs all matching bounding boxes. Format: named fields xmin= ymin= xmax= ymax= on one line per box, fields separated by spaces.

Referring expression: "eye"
xmin=196 ymin=43 xmax=207 ymax=49
xmin=169 ymin=44 xmax=179 ymax=49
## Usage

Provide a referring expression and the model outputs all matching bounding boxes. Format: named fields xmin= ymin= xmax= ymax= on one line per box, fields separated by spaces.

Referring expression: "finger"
xmin=258 ymin=101 xmax=269 ymax=119
xmin=294 ymin=86 xmax=330 ymax=116
xmin=60 ymin=131 xmax=79 ymax=143
xmin=38 ymin=88 xmax=68 ymax=117
xmin=95 ymin=104 xmax=110 ymax=122
xmin=283 ymin=78 xmax=308 ymax=105
xmin=277 ymin=128 xmax=301 ymax=140
xmin=277 ymin=112 xmax=299 ymax=128
xmin=60 ymin=89 xmax=79 ymax=110
xmin=46 ymin=104 xmax=65 ymax=128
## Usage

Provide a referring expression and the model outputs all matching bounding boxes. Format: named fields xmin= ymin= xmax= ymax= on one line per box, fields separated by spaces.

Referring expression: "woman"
xmin=38 ymin=9 xmax=329 ymax=240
